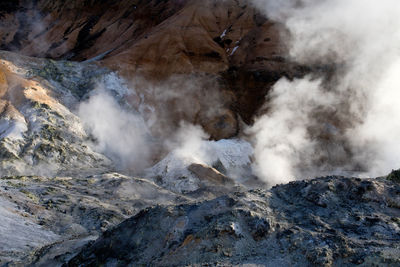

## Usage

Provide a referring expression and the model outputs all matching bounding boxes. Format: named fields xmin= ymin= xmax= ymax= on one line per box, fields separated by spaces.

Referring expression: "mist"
xmin=76 ymin=72 xmax=241 ymax=178
xmin=78 ymin=86 xmax=152 ymax=172
xmin=248 ymin=0 xmax=400 ymax=184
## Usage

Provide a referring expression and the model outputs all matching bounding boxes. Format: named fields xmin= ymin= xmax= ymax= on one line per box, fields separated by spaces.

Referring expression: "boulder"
xmin=188 ymin=163 xmax=233 ymax=186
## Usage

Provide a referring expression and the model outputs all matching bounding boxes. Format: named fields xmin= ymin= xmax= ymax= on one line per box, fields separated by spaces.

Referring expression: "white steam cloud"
xmin=248 ymin=77 xmax=338 ymax=184
xmin=76 ymin=73 xmax=243 ymax=180
xmin=78 ymin=87 xmax=151 ymax=172
xmin=249 ymin=0 xmax=400 ymax=184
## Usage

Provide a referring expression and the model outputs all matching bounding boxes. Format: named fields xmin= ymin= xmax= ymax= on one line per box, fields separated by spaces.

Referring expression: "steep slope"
xmin=0 ymin=0 xmax=301 ymax=135
xmin=0 ymin=51 xmax=112 ymax=176
xmin=103 ymin=0 xmax=296 ymax=124
xmin=0 ymin=0 xmax=187 ymax=61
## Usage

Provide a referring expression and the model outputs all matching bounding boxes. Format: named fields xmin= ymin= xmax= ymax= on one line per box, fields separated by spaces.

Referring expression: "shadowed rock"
xmin=66 ymin=176 xmax=400 ymax=267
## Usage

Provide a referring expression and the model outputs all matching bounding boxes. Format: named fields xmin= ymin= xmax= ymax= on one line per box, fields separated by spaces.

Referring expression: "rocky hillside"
xmin=0 ymin=0 xmax=307 ymax=139
xmin=0 ymin=51 xmax=113 ymax=176
xmin=0 ymin=0 xmax=399 ymax=266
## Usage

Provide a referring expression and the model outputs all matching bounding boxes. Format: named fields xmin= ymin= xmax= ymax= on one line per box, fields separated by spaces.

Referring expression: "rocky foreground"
xmin=0 ymin=175 xmax=398 ymax=266
xmin=65 ymin=176 xmax=400 ymax=267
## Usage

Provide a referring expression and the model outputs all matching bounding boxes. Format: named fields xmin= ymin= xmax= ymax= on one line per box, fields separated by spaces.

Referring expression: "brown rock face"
xmin=0 ymin=0 xmax=187 ymax=61
xmin=0 ymin=70 xmax=7 ymax=97
xmin=0 ymin=0 xmax=303 ymax=138
xmin=188 ymin=163 xmax=233 ymax=186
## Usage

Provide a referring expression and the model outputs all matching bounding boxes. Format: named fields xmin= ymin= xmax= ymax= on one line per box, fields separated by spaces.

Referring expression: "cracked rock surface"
xmin=67 ymin=177 xmax=400 ymax=267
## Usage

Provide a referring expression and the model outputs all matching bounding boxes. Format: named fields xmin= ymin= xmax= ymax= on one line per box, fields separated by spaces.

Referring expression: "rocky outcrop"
xmin=188 ymin=163 xmax=233 ymax=186
xmin=67 ymin=176 xmax=400 ymax=266
xmin=0 ymin=51 xmax=113 ymax=176
xmin=146 ymin=138 xmax=254 ymax=195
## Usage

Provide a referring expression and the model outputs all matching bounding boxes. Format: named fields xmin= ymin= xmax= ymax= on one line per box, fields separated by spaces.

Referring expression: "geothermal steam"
xmin=77 ymin=74 xmax=239 ymax=177
xmin=78 ymin=87 xmax=151 ymax=172
xmin=249 ymin=0 xmax=400 ymax=183
xmin=78 ymin=0 xmax=400 ymax=186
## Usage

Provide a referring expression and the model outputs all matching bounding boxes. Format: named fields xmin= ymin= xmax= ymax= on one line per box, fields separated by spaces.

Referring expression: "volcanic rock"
xmin=66 ymin=176 xmax=400 ymax=266
xmin=188 ymin=163 xmax=233 ymax=186
xmin=0 ymin=0 xmax=303 ymax=136
xmin=0 ymin=173 xmax=187 ymax=265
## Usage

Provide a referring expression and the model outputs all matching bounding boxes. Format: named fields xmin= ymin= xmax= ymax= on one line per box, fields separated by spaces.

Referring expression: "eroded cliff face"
xmin=0 ymin=0 xmax=302 ymax=138
xmin=0 ymin=0 xmax=187 ymax=61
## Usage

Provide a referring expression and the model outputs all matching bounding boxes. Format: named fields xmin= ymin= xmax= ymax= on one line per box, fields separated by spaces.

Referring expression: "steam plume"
xmin=78 ymin=87 xmax=152 ymax=172
xmin=249 ymin=0 xmax=400 ymax=184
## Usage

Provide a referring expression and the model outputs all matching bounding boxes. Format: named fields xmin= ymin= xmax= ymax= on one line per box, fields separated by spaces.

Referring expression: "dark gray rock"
xmin=66 ymin=177 xmax=400 ymax=267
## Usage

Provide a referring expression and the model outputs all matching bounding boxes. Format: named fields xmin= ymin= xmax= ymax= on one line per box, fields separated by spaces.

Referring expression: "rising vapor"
xmin=249 ymin=0 xmax=400 ymax=184
xmin=78 ymin=86 xmax=152 ymax=172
